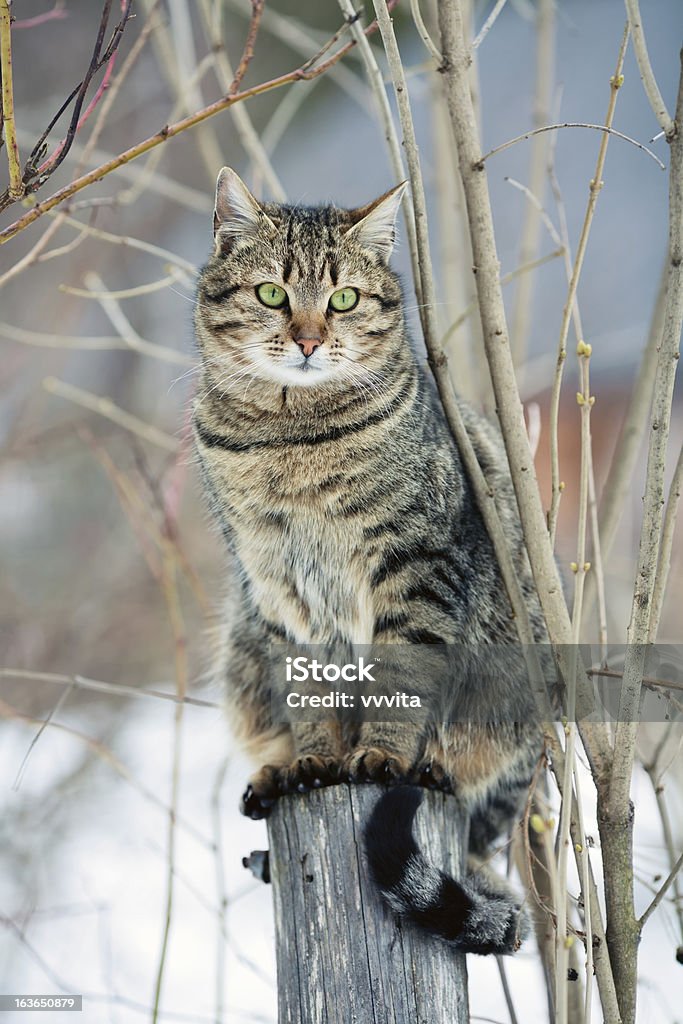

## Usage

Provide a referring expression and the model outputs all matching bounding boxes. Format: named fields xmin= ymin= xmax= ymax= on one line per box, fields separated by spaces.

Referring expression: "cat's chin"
xmin=257 ymin=362 xmax=338 ymax=388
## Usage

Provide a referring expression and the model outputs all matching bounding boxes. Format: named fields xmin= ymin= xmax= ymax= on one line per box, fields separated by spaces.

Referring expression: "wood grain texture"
xmin=267 ymin=784 xmax=468 ymax=1023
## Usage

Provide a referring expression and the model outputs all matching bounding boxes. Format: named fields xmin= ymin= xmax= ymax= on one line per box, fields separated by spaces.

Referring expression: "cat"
xmin=193 ymin=167 xmax=547 ymax=954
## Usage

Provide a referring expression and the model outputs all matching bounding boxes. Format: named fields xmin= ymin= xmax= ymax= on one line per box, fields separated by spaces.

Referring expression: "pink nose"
xmin=296 ymin=336 xmax=322 ymax=358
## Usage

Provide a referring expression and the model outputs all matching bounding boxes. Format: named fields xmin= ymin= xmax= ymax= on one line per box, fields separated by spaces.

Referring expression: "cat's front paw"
xmin=345 ymin=747 xmax=413 ymax=785
xmin=240 ymin=756 xmax=344 ymax=818
xmin=240 ymin=765 xmax=281 ymax=819
xmin=281 ymin=754 xmax=342 ymax=794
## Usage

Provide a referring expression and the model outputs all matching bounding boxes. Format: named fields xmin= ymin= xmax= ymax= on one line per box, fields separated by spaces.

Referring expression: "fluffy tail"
xmin=363 ymin=788 xmax=527 ymax=955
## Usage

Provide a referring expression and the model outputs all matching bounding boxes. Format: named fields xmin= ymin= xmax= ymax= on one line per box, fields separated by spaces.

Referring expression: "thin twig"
xmin=648 ymin=441 xmax=683 ymax=641
xmin=570 ymin=343 xmax=594 ymax=637
xmin=472 ymin=0 xmax=509 ymax=52
xmin=436 ymin=0 xmax=612 ymax=773
xmin=74 ymin=0 xmax=161 ymax=177
xmin=0 ymin=3 xmax=397 ymax=243
xmin=479 ymin=121 xmax=665 ymax=171
xmin=0 ymin=0 xmax=22 ymax=198
xmin=548 ymin=27 xmax=630 ymax=546
xmin=0 ymin=668 xmax=219 ymax=709
xmin=14 ymin=127 xmax=212 ymax=211
xmin=0 ymin=214 xmax=64 ymax=288
xmin=61 ymin=271 xmax=185 ymax=301
xmin=440 ymin=248 xmax=563 ymax=347
xmin=643 ymin=741 xmax=683 ymax=947
xmin=46 ymin=209 xmax=198 ymax=276
xmin=639 ymin=850 xmax=683 ymax=929
xmin=1 ymin=322 xmax=169 ymax=353
xmin=510 ymin=0 xmax=555 ymax=368
xmin=624 ymin=0 xmax=675 ymax=138
xmin=151 ymin=535 xmax=189 ymax=1022
xmin=225 ymin=0 xmax=368 ymax=106
xmin=13 ymin=3 xmax=67 ymax=30
xmin=410 ymin=0 xmax=441 ymax=63
xmin=80 ymin=270 xmax=194 ymax=366
xmin=372 ymin=0 xmax=552 ymax=701
xmin=229 ymin=0 xmax=265 ymax=93
xmin=0 ymin=697 xmax=212 ymax=849
xmin=12 ymin=681 xmax=75 ymax=791
xmin=337 ymin=0 xmax=422 ymax=307
xmin=582 ymin=261 xmax=667 ymax=630
xmin=43 ymin=377 xmax=180 ymax=452
xmin=611 ymin=54 xmax=683 ymax=806
xmin=29 ymin=1 xmax=135 ymax=187
xmin=198 ymin=0 xmax=285 ymax=200
xmin=495 ymin=956 xmax=520 ymax=1024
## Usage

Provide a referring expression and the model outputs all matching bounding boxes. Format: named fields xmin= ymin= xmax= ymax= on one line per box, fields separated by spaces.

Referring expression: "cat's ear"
xmin=213 ymin=167 xmax=275 ymax=253
xmin=346 ymin=182 xmax=407 ymax=261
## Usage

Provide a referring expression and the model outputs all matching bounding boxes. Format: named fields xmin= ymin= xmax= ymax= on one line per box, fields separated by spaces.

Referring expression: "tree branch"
xmin=436 ymin=0 xmax=611 ymax=771
xmin=0 ymin=0 xmax=22 ymax=198
xmin=624 ymin=0 xmax=675 ymax=138
xmin=0 ymin=2 xmax=397 ymax=244
xmin=638 ymin=848 xmax=683 ymax=929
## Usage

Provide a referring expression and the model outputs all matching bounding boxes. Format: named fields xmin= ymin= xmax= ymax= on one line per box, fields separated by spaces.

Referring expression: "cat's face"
xmin=195 ymin=169 xmax=407 ymax=391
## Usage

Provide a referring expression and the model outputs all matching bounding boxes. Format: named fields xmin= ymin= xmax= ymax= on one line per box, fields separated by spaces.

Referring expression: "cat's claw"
xmin=346 ymin=747 xmax=412 ymax=786
xmin=418 ymin=760 xmax=452 ymax=793
xmin=240 ymin=757 xmax=341 ymax=817
xmin=282 ymin=755 xmax=341 ymax=794
xmin=240 ymin=766 xmax=282 ymax=819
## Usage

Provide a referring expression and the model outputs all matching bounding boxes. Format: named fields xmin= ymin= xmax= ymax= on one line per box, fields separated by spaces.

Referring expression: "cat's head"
xmin=195 ymin=168 xmax=408 ymax=391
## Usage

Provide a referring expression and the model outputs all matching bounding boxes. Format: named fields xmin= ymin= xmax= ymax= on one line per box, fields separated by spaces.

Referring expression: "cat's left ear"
xmin=213 ymin=167 xmax=275 ymax=254
xmin=346 ymin=181 xmax=407 ymax=262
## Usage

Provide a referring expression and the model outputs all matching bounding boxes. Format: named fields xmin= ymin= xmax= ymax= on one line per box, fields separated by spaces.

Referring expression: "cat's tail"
xmin=363 ymin=788 xmax=527 ymax=955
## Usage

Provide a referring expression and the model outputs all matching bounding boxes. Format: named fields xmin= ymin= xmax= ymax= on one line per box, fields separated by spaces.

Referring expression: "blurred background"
xmin=1 ymin=1 xmax=682 ymax=1021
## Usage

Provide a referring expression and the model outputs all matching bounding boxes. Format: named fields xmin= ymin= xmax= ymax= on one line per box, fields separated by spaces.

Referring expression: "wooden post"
xmin=266 ymin=784 xmax=469 ymax=1023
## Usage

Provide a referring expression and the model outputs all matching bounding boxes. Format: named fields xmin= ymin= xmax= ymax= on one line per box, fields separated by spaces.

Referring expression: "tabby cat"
xmin=193 ymin=168 xmax=545 ymax=955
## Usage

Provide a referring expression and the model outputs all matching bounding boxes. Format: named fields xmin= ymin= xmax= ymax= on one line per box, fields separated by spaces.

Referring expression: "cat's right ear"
xmin=213 ymin=168 xmax=275 ymax=254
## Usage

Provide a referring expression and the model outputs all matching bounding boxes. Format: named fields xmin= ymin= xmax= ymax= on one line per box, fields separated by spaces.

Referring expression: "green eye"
xmin=329 ymin=287 xmax=359 ymax=312
xmin=256 ymin=282 xmax=287 ymax=308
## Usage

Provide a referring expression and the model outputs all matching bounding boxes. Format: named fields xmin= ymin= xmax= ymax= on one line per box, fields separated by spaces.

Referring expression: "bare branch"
xmin=582 ymin=262 xmax=667 ymax=629
xmin=472 ymin=0 xmax=509 ymax=52
xmin=648 ymin=440 xmax=683 ymax=641
xmin=371 ymin=0 xmax=551 ymax=690
xmin=611 ymin=53 xmax=683 ymax=803
xmin=0 ymin=0 xmax=22 ymax=198
xmin=0 ymin=3 xmax=398 ymax=243
xmin=624 ymin=0 xmax=675 ymax=138
xmin=436 ymin=0 xmax=612 ymax=772
xmin=42 ymin=378 xmax=181 ymax=452
xmin=639 ymin=849 xmax=683 ymax=930
xmin=480 ymin=121 xmax=665 ymax=171
xmin=337 ymin=0 xmax=422 ymax=307
xmin=0 ymin=668 xmax=219 ymax=709
xmin=509 ymin=0 xmax=555 ymax=368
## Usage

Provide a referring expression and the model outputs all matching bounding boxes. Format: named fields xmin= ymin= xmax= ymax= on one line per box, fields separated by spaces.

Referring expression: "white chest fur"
xmin=233 ymin=510 xmax=374 ymax=646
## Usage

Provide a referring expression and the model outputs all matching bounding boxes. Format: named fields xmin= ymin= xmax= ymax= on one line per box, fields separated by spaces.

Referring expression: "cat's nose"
xmin=295 ymin=335 xmax=322 ymax=358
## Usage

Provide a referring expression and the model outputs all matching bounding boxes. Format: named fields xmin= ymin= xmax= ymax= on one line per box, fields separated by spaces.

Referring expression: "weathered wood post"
xmin=266 ymin=785 xmax=469 ymax=1023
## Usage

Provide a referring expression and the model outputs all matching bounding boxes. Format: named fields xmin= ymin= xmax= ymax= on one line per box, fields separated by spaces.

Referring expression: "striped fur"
xmin=193 ymin=169 xmax=546 ymax=953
